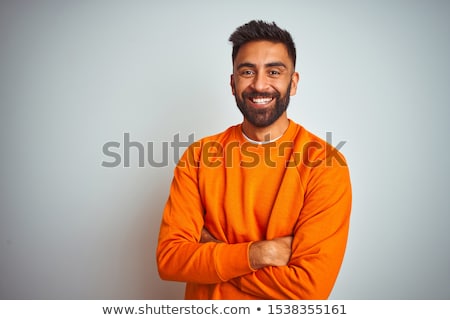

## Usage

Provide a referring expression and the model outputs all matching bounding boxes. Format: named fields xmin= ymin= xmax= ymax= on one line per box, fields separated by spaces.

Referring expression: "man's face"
xmin=231 ymin=40 xmax=299 ymax=128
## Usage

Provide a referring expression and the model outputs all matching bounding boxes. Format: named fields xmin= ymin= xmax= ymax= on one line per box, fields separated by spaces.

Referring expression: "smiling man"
xmin=232 ymin=40 xmax=298 ymax=136
xmin=156 ymin=20 xmax=352 ymax=299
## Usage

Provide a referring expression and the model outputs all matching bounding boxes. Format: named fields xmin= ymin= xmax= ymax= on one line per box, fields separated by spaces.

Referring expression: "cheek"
xmin=231 ymin=78 xmax=247 ymax=96
xmin=232 ymin=82 xmax=247 ymax=96
xmin=280 ymin=81 xmax=294 ymax=97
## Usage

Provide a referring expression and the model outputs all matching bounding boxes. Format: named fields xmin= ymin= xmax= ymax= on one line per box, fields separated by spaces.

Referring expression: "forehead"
xmin=234 ymin=40 xmax=292 ymax=68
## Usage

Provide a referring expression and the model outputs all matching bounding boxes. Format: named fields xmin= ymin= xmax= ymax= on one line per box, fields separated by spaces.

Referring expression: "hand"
xmin=249 ymin=236 xmax=293 ymax=270
xmin=200 ymin=227 xmax=222 ymax=243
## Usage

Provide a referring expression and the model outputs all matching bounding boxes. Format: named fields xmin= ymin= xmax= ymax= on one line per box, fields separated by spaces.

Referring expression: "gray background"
xmin=1 ymin=0 xmax=449 ymax=299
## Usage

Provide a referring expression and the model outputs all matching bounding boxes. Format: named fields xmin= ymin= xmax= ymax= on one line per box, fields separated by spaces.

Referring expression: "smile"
xmin=249 ymin=97 xmax=274 ymax=105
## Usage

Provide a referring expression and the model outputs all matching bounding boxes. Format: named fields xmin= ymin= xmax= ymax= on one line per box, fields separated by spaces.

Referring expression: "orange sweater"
xmin=157 ymin=119 xmax=352 ymax=299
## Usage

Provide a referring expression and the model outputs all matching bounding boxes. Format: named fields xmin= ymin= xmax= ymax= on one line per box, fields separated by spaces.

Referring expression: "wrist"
xmin=248 ymin=241 xmax=270 ymax=270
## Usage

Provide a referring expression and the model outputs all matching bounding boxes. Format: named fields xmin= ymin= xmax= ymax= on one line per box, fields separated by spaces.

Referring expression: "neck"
xmin=241 ymin=114 xmax=289 ymax=142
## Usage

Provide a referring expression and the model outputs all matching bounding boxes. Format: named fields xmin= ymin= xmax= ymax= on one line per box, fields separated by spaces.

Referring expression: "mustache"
xmin=242 ymin=91 xmax=281 ymax=99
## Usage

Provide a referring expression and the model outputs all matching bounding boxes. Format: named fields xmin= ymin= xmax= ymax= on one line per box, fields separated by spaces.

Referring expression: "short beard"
xmin=234 ymin=82 xmax=291 ymax=128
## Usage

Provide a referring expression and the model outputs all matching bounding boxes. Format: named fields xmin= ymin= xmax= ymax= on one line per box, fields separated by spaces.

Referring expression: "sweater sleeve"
xmin=156 ymin=142 xmax=254 ymax=283
xmin=230 ymin=152 xmax=352 ymax=299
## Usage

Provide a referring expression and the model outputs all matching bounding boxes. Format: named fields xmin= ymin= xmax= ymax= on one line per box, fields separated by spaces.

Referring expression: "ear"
xmin=289 ymin=72 xmax=300 ymax=96
xmin=230 ymin=74 xmax=236 ymax=96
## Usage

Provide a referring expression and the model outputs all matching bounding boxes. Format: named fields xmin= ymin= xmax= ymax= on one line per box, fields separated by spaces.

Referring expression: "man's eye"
xmin=269 ymin=70 xmax=281 ymax=76
xmin=240 ymin=70 xmax=255 ymax=77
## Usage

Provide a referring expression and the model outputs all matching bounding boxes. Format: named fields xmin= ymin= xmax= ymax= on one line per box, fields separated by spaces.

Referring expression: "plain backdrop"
xmin=1 ymin=0 xmax=449 ymax=299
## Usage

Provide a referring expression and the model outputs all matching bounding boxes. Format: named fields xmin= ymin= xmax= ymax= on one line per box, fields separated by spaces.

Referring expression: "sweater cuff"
xmin=214 ymin=242 xmax=253 ymax=281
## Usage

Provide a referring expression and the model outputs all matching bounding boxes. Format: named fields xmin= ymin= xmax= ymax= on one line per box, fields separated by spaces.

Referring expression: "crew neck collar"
xmin=238 ymin=119 xmax=296 ymax=145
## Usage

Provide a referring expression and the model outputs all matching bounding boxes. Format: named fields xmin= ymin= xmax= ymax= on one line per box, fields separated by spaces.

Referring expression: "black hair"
xmin=228 ymin=20 xmax=296 ymax=67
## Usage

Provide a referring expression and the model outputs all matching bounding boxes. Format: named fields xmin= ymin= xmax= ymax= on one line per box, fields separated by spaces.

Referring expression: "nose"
xmin=251 ymin=73 xmax=270 ymax=92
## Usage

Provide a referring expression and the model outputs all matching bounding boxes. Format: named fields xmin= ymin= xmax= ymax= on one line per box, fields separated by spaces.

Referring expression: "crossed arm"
xmin=157 ymin=142 xmax=352 ymax=299
xmin=200 ymin=228 xmax=293 ymax=270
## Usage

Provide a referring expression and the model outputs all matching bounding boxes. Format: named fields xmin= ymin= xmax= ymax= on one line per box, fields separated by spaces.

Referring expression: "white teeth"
xmin=252 ymin=97 xmax=273 ymax=104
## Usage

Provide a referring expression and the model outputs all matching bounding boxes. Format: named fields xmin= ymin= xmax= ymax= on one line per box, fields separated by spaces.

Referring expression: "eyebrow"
xmin=237 ymin=61 xmax=288 ymax=69
xmin=266 ymin=62 xmax=287 ymax=68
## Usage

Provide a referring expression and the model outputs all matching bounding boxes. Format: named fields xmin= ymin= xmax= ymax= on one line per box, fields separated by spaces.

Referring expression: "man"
xmin=156 ymin=20 xmax=352 ymax=299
